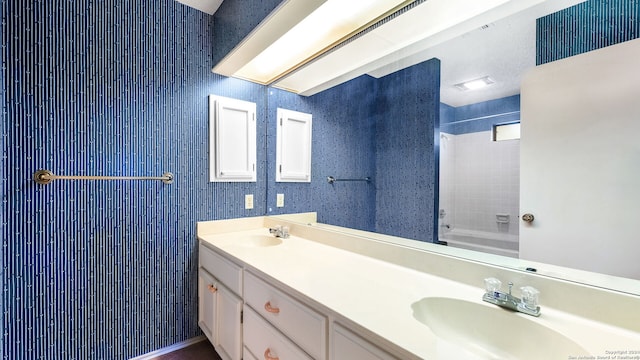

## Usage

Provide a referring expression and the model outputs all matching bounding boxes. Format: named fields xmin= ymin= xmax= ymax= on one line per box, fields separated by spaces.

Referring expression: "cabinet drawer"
xmin=243 ymin=347 xmax=258 ymax=360
xmin=199 ymin=243 xmax=243 ymax=296
xmin=331 ymin=323 xmax=398 ymax=360
xmin=244 ymin=271 xmax=326 ymax=360
xmin=243 ymin=306 xmax=313 ymax=360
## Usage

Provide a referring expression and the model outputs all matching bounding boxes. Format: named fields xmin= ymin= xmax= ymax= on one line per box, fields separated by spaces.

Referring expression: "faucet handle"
xmin=269 ymin=225 xmax=282 ymax=236
xmin=484 ymin=277 xmax=502 ymax=294
xmin=520 ymin=286 xmax=540 ymax=310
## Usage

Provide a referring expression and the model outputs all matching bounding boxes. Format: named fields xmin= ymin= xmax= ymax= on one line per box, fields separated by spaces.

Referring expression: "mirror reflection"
xmin=265 ymin=0 xmax=640 ymax=293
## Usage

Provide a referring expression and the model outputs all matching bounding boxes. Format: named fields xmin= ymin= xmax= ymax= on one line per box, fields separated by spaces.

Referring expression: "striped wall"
xmin=440 ymin=95 xmax=521 ymax=135
xmin=211 ymin=0 xmax=282 ymax=66
xmin=266 ymin=77 xmax=378 ymax=232
xmin=1 ymin=1 xmax=4 ymax=359
xmin=11 ymin=0 xmax=634 ymax=358
xmin=2 ymin=1 xmax=267 ymax=359
xmin=537 ymin=0 xmax=640 ymax=64
xmin=265 ymin=58 xmax=441 ymax=242
xmin=374 ymin=59 xmax=440 ymax=242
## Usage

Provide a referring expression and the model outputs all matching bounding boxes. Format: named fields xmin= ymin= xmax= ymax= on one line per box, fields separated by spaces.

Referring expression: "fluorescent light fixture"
xmin=454 ymin=76 xmax=495 ymax=91
xmin=233 ymin=0 xmax=410 ymax=84
xmin=175 ymin=0 xmax=223 ymax=15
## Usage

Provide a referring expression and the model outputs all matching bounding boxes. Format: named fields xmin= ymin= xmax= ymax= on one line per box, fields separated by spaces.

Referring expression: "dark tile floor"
xmin=153 ymin=340 xmax=222 ymax=360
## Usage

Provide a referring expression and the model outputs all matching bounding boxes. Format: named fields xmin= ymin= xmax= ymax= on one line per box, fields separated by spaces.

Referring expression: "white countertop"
xmin=198 ymin=225 xmax=640 ymax=359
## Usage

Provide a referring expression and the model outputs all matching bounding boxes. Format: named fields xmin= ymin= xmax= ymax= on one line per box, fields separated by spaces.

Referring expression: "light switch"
xmin=245 ymin=194 xmax=254 ymax=209
xmin=276 ymin=193 xmax=284 ymax=207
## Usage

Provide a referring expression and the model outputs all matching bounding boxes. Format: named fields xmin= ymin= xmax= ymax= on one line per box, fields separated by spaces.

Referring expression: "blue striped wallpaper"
xmin=441 ymin=95 xmax=521 ymax=135
xmin=2 ymin=1 xmax=266 ymax=359
xmin=374 ymin=59 xmax=440 ymax=242
xmin=537 ymin=0 xmax=640 ymax=64
xmin=8 ymin=0 xmax=635 ymax=358
xmin=212 ymin=0 xmax=282 ymax=66
xmin=266 ymin=76 xmax=378 ymax=232
xmin=1 ymin=1 xmax=4 ymax=358
xmin=266 ymin=58 xmax=441 ymax=242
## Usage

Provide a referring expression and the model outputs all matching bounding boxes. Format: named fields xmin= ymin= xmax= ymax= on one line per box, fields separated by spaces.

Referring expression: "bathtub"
xmin=439 ymin=229 xmax=519 ymax=258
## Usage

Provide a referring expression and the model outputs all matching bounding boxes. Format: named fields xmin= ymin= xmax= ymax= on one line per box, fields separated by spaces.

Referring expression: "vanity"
xmin=197 ymin=214 xmax=640 ymax=360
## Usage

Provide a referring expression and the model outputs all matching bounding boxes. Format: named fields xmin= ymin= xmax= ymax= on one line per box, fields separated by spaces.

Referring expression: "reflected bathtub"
xmin=440 ymin=229 xmax=519 ymax=258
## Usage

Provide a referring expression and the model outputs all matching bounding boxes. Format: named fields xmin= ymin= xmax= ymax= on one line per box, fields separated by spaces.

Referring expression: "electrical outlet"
xmin=245 ymin=194 xmax=254 ymax=209
xmin=276 ymin=193 xmax=284 ymax=207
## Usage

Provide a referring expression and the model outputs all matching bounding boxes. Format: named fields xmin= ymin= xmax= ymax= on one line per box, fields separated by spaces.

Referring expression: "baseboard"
xmin=130 ymin=335 xmax=207 ymax=359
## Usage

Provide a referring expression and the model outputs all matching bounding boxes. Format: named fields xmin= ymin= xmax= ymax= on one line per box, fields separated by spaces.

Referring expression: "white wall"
xmin=520 ymin=38 xmax=640 ymax=280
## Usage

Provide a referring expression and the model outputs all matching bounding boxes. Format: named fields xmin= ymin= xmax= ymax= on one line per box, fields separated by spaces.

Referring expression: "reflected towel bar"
xmin=33 ymin=169 xmax=174 ymax=185
xmin=327 ymin=176 xmax=371 ymax=184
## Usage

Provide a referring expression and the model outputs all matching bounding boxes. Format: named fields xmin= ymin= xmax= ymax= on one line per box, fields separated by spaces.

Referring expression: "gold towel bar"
xmin=33 ymin=169 xmax=174 ymax=185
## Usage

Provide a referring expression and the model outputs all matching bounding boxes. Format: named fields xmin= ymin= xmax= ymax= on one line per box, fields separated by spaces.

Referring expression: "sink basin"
xmin=219 ymin=235 xmax=283 ymax=247
xmin=411 ymin=297 xmax=589 ymax=359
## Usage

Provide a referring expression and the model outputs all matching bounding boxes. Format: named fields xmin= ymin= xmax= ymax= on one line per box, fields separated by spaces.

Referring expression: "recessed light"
xmin=454 ymin=76 xmax=495 ymax=91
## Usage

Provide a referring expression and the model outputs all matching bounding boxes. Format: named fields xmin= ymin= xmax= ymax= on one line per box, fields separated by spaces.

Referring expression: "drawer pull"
xmin=264 ymin=301 xmax=280 ymax=314
xmin=207 ymin=284 xmax=217 ymax=293
xmin=264 ymin=348 xmax=279 ymax=360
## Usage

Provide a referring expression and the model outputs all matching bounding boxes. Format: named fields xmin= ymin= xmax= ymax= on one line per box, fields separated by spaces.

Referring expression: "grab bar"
xmin=33 ymin=169 xmax=174 ymax=185
xmin=327 ymin=176 xmax=371 ymax=184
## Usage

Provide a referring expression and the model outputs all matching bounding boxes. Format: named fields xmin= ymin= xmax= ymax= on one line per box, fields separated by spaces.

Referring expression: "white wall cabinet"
xmin=276 ymin=108 xmax=312 ymax=182
xmin=198 ymin=244 xmax=243 ymax=360
xmin=209 ymin=95 xmax=257 ymax=182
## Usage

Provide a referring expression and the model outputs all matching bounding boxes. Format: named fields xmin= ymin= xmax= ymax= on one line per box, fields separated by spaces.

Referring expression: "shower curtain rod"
xmin=33 ymin=169 xmax=174 ymax=185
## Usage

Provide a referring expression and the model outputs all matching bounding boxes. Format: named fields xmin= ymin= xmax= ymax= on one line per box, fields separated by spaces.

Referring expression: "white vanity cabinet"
xmin=330 ymin=323 xmax=398 ymax=360
xmin=243 ymin=271 xmax=327 ymax=360
xmin=198 ymin=244 xmax=243 ymax=360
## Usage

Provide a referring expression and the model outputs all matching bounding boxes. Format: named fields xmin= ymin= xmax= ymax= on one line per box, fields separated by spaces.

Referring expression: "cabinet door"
xmin=243 ymin=347 xmax=259 ymax=360
xmin=216 ymin=284 xmax=243 ymax=360
xmin=276 ymin=108 xmax=312 ymax=182
xmin=209 ymin=95 xmax=257 ymax=182
xmin=198 ymin=268 xmax=218 ymax=345
xmin=331 ymin=323 xmax=398 ymax=360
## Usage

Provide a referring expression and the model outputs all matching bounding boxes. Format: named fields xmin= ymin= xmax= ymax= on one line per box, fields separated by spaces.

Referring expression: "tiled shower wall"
xmin=2 ymin=2 xmax=267 ymax=359
xmin=439 ymin=132 xmax=520 ymax=236
xmin=439 ymin=96 xmax=520 ymax=237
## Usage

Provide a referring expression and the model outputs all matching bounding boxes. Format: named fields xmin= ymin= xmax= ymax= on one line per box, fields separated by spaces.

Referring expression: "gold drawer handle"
xmin=207 ymin=284 xmax=217 ymax=293
xmin=264 ymin=348 xmax=279 ymax=360
xmin=264 ymin=301 xmax=280 ymax=314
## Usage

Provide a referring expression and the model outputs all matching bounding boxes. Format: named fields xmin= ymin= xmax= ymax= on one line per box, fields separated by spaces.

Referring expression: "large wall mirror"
xmin=259 ymin=0 xmax=640 ymax=295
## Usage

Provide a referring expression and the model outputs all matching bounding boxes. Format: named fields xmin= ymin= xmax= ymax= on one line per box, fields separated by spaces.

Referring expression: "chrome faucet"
xmin=269 ymin=225 xmax=289 ymax=238
xmin=483 ymin=278 xmax=541 ymax=317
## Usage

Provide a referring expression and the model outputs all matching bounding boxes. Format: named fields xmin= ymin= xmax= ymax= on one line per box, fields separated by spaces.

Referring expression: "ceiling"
xmin=178 ymin=0 xmax=585 ymax=107
xmin=386 ymin=0 xmax=584 ymax=106
xmin=175 ymin=0 xmax=223 ymax=15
